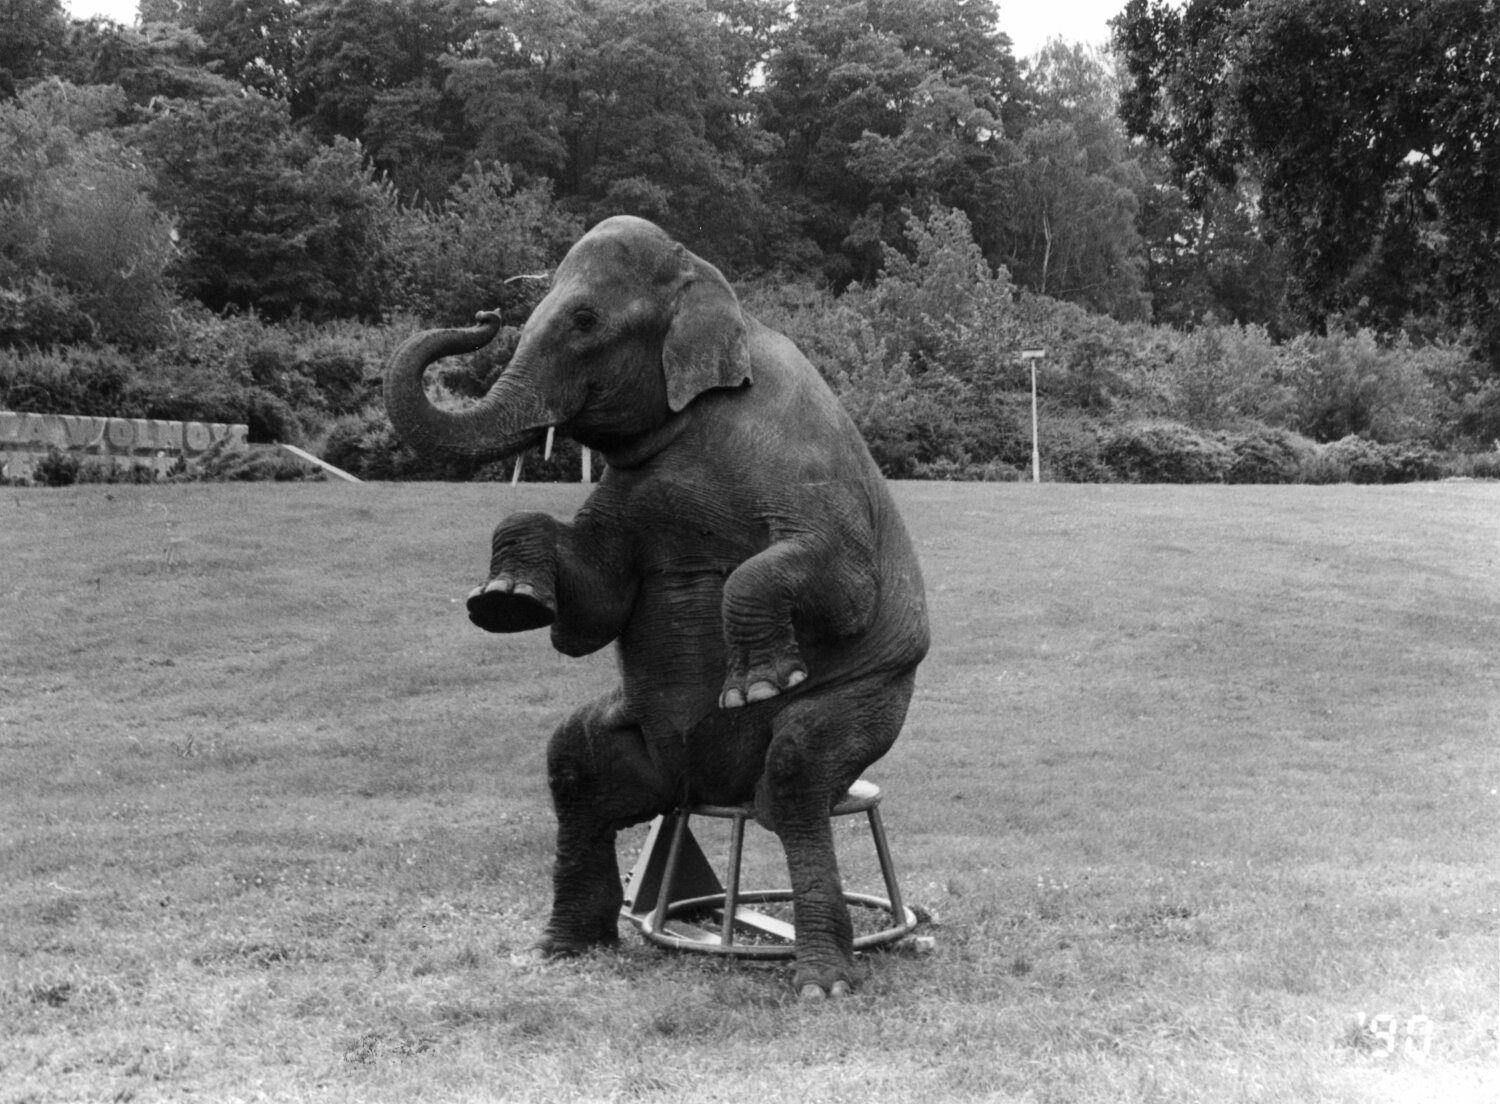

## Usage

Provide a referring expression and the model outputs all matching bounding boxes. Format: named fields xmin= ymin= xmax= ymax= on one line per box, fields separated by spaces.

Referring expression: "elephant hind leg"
xmin=756 ymin=669 xmax=916 ymax=996
xmin=538 ymin=692 xmax=675 ymax=956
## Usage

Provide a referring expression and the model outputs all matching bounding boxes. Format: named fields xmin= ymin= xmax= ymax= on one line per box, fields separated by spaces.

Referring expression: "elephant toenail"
xmin=720 ymin=689 xmax=746 ymax=709
xmin=484 ymin=577 xmax=512 ymax=594
xmin=746 ymin=681 xmax=779 ymax=703
xmin=787 ymin=669 xmax=807 ymax=688
xmin=829 ymin=980 xmax=851 ymax=997
xmin=799 ymin=984 xmax=826 ymax=1001
xmin=513 ymin=582 xmax=535 ymax=598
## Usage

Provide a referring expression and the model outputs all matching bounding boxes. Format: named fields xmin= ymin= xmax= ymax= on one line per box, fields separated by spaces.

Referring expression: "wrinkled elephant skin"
xmin=384 ymin=216 xmax=929 ymax=996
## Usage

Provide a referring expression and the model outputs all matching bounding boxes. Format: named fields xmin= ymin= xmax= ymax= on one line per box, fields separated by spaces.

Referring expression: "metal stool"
xmin=620 ymin=779 xmax=918 ymax=958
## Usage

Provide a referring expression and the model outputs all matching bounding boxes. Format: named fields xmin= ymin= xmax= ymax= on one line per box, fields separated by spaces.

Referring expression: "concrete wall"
xmin=1 ymin=411 xmax=249 ymax=482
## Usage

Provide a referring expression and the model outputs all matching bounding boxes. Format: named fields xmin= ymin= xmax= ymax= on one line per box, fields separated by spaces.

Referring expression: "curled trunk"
xmin=383 ymin=320 xmax=551 ymax=461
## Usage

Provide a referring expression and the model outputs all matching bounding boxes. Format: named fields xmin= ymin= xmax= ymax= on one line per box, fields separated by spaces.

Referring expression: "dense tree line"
xmin=2 ymin=0 xmax=1496 ymax=482
xmin=0 ymin=0 xmax=1260 ymax=325
xmin=1117 ymin=0 xmax=1499 ymax=400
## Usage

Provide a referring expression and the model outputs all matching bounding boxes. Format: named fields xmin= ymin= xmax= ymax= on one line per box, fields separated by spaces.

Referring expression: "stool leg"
xmin=720 ymin=811 xmax=747 ymax=947
xmin=866 ymin=805 xmax=907 ymax=926
xmin=650 ymin=811 xmax=692 ymax=937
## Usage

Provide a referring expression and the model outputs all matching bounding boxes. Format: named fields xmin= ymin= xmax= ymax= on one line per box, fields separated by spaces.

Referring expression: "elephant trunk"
xmin=383 ymin=320 xmax=551 ymax=461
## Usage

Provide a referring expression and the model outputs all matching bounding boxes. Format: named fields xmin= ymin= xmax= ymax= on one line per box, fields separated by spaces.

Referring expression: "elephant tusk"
xmin=545 ymin=426 xmax=555 ymax=461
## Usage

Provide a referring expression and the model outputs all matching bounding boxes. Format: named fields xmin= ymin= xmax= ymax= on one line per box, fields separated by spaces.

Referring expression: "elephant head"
xmin=384 ymin=216 xmax=753 ymax=461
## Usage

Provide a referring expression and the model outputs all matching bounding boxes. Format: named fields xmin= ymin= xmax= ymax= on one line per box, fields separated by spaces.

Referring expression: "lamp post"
xmin=1020 ymin=349 xmax=1046 ymax=483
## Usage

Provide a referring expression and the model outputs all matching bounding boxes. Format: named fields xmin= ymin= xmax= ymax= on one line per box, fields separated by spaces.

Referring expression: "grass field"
xmin=1 ymin=480 xmax=1496 ymax=1104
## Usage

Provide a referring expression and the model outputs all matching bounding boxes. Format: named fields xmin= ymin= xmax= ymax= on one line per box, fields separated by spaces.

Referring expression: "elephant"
xmin=384 ymin=215 xmax=929 ymax=998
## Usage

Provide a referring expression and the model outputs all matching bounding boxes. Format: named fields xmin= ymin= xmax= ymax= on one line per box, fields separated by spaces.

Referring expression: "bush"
xmin=1038 ymin=414 xmax=1114 ymax=482
xmin=0 ymin=345 xmax=133 ymax=414
xmin=17 ymin=447 xmax=161 ymax=487
xmin=1274 ymin=328 xmax=1442 ymax=444
xmin=1302 ymin=436 xmax=1442 ymax=484
xmin=0 ymin=275 xmax=95 ymax=347
xmin=1221 ymin=425 xmax=1317 ymax=484
xmin=31 ymin=447 xmax=82 ymax=487
xmin=384 ymin=163 xmax=581 ymax=325
xmin=320 ymin=407 xmax=486 ymax=482
xmin=176 ymin=440 xmax=320 ymax=482
xmin=1 ymin=84 xmax=178 ymax=349
xmin=1100 ymin=422 xmax=1233 ymax=483
xmin=1438 ymin=450 xmax=1500 ymax=480
xmin=1152 ymin=323 xmax=1289 ymax=430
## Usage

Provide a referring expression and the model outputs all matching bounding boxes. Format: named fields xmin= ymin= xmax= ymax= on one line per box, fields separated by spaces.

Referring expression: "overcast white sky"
xmin=61 ymin=0 xmax=1128 ymax=56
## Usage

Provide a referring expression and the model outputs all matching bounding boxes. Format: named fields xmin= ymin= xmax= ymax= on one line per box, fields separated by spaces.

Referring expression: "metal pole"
xmin=1021 ymin=350 xmax=1046 ymax=483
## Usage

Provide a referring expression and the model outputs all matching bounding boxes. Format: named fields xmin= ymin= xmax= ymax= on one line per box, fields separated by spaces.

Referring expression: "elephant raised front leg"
xmin=719 ymin=529 xmax=878 ymax=709
xmin=468 ymin=510 xmax=560 ymax=632
xmin=468 ymin=510 xmax=636 ymax=657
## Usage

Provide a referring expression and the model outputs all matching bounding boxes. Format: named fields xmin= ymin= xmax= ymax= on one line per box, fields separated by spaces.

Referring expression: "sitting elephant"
xmin=384 ymin=216 xmax=928 ymax=997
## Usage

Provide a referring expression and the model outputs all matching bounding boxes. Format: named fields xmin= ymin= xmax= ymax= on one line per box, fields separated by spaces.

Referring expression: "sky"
xmin=60 ymin=0 xmax=1129 ymax=56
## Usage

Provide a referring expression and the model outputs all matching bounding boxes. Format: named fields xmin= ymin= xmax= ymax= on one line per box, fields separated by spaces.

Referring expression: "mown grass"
xmin=1 ymin=481 xmax=1495 ymax=1103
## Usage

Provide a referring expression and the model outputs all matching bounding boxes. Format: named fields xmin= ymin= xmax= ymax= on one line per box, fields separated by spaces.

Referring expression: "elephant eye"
xmin=572 ymin=308 xmax=601 ymax=334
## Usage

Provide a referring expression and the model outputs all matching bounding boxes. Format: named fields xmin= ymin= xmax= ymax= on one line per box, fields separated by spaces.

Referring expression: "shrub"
xmin=176 ymin=440 xmax=320 ymax=482
xmin=1 ymin=83 xmax=179 ymax=348
xmin=1438 ymin=451 xmax=1500 ymax=480
xmin=31 ymin=447 xmax=81 ymax=487
xmin=320 ymin=407 xmax=486 ymax=482
xmin=16 ymin=447 xmax=161 ymax=487
xmin=1302 ymin=435 xmax=1442 ymax=484
xmin=476 ymin=435 xmax=588 ymax=483
xmin=1274 ymin=328 xmax=1442 ymax=444
xmin=384 ymin=163 xmax=581 ymax=325
xmin=1221 ymin=425 xmax=1317 ymax=484
xmin=1039 ymin=414 xmax=1114 ymax=482
xmin=0 ymin=345 xmax=133 ymax=414
xmin=0 ymin=275 xmax=95 ymax=347
xmin=785 ymin=208 xmax=1037 ymax=478
xmin=1100 ymin=422 xmax=1233 ymax=483
xmin=1156 ymin=323 xmax=1289 ymax=430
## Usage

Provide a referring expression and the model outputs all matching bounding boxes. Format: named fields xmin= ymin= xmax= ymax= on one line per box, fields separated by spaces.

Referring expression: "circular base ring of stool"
xmin=639 ymin=888 xmax=918 ymax=959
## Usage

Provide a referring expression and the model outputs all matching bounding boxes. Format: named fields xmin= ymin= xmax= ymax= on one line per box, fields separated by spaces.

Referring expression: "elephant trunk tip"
xmin=383 ymin=319 xmax=551 ymax=463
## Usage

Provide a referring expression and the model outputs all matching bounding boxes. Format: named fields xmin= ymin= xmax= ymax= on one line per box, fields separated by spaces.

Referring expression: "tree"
xmin=453 ymin=0 xmax=780 ymax=271
xmin=1116 ymin=0 xmax=1500 ymax=370
xmin=0 ymin=0 xmax=68 ymax=94
xmin=992 ymin=41 xmax=1151 ymax=320
xmin=0 ymin=82 xmax=177 ymax=346
xmin=384 ymin=161 xmax=580 ymax=324
xmin=134 ymin=92 xmax=391 ymax=320
xmin=53 ymin=16 xmax=241 ymax=104
xmin=178 ymin=0 xmax=302 ymax=100
xmin=759 ymin=0 xmax=1020 ymax=282
xmin=993 ymin=121 xmax=1149 ymax=320
xmin=288 ymin=0 xmax=483 ymax=204
xmin=1133 ymin=148 xmax=1295 ymax=333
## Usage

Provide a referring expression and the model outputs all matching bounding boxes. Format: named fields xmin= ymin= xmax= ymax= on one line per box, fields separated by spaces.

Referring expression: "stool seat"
xmin=688 ymin=779 xmax=883 ymax=820
xmin=620 ymin=780 xmax=918 ymax=958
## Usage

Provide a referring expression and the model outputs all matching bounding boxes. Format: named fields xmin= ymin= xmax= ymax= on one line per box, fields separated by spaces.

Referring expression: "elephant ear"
xmin=662 ymin=249 xmax=752 ymax=413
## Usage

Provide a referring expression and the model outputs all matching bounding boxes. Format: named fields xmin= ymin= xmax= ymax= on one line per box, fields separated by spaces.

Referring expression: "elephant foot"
xmin=532 ymin=928 xmax=620 ymax=958
xmin=799 ymin=980 xmax=853 ymax=1000
xmin=793 ymin=958 xmax=863 ymax=999
xmin=467 ymin=576 xmax=557 ymax=633
xmin=719 ymin=649 xmax=807 ymax=709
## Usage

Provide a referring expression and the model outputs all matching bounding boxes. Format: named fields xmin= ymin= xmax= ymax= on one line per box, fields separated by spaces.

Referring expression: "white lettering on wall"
xmin=0 ymin=411 xmax=249 ymax=481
